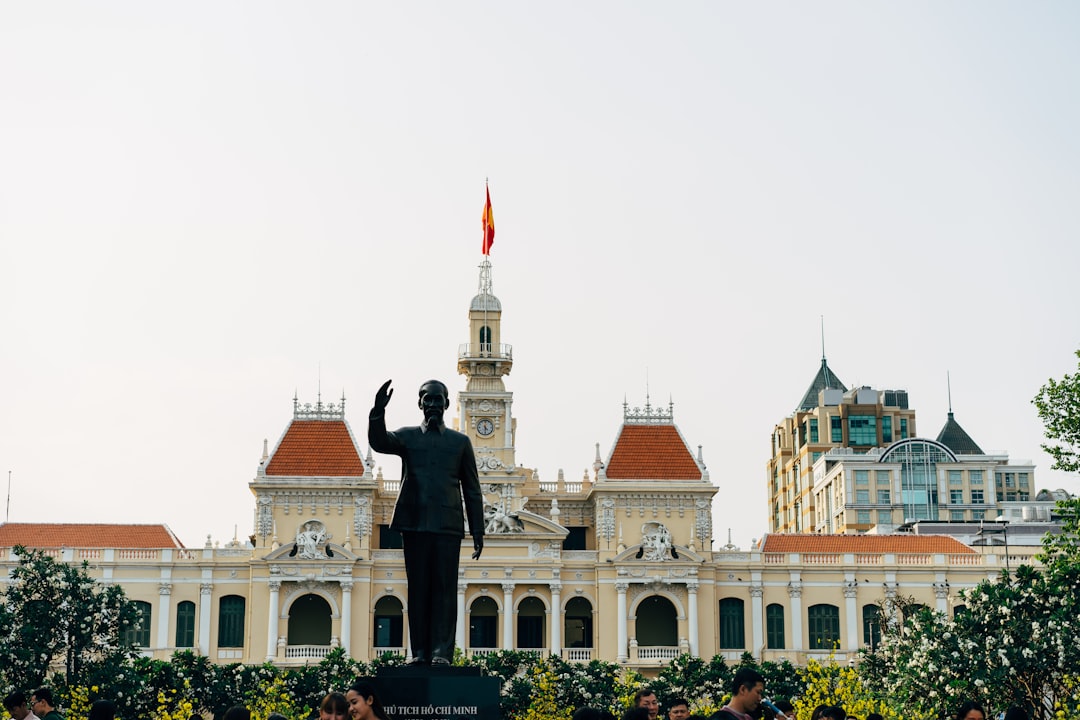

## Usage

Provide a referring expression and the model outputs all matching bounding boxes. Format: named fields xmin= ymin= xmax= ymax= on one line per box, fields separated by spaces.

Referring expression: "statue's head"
xmin=418 ymin=380 xmax=450 ymax=425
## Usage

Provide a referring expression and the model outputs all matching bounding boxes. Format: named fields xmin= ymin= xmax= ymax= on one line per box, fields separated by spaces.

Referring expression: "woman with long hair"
xmin=346 ymin=680 xmax=389 ymax=720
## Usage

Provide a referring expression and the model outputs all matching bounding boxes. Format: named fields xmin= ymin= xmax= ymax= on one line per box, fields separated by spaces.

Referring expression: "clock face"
xmin=476 ymin=418 xmax=495 ymax=437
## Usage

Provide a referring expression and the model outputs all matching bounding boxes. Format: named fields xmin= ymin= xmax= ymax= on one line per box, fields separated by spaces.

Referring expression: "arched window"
xmin=807 ymin=604 xmax=840 ymax=649
xmin=862 ymin=604 xmax=882 ymax=649
xmin=287 ymin=594 xmax=332 ymax=646
xmin=374 ymin=596 xmax=404 ymax=648
xmin=953 ymin=604 xmax=968 ymax=618
xmin=125 ymin=601 xmax=152 ymax=647
xmin=719 ymin=598 xmax=745 ymax=649
xmin=469 ymin=596 xmax=498 ymax=649
xmin=766 ymin=603 xmax=785 ymax=649
xmin=517 ymin=597 xmax=545 ymax=649
xmin=635 ymin=596 xmax=677 ymax=647
xmin=175 ymin=601 xmax=196 ymax=648
xmin=479 ymin=326 xmax=492 ymax=353
xmin=218 ymin=595 xmax=246 ymax=648
xmin=564 ymin=597 xmax=593 ymax=649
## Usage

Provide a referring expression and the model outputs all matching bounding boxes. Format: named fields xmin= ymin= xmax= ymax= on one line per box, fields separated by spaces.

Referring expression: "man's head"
xmin=418 ymin=380 xmax=450 ymax=426
xmin=668 ymin=698 xmax=690 ymax=720
xmin=728 ymin=668 xmax=765 ymax=715
xmin=634 ymin=690 xmax=659 ymax=720
xmin=30 ymin=689 xmax=55 ymax=716
xmin=4 ymin=692 xmax=31 ymax=720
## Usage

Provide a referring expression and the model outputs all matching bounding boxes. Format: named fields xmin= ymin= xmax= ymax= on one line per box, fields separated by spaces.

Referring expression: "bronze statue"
xmin=368 ymin=379 xmax=485 ymax=666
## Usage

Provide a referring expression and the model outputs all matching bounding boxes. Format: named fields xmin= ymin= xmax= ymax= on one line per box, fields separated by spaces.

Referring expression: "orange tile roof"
xmin=0 ymin=523 xmax=183 ymax=549
xmin=264 ymin=420 xmax=365 ymax=477
xmin=605 ymin=424 xmax=702 ymax=480
xmin=761 ymin=533 xmax=976 ymax=554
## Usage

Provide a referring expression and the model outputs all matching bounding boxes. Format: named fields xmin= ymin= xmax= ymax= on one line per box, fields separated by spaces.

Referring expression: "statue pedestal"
xmin=374 ymin=666 xmax=500 ymax=720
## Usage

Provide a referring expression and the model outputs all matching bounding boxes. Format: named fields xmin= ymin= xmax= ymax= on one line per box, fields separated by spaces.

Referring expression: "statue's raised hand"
xmin=374 ymin=379 xmax=394 ymax=411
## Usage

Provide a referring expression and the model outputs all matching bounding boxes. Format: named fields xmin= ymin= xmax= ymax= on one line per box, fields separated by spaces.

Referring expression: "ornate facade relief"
xmin=294 ymin=520 xmax=331 ymax=559
xmin=353 ymin=496 xmax=372 ymax=538
xmin=256 ymin=494 xmax=273 ymax=537
xmin=638 ymin=522 xmax=675 ymax=561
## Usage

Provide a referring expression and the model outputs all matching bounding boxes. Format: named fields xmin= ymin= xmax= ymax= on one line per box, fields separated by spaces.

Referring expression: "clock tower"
xmin=456 ymin=258 xmax=521 ymax=485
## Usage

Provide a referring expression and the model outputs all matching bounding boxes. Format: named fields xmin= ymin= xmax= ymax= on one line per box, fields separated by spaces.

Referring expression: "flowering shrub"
xmin=794 ymin=655 xmax=896 ymax=720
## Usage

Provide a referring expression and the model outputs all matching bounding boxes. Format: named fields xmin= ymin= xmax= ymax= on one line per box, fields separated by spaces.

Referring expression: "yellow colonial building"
xmin=0 ymin=259 xmax=1031 ymax=671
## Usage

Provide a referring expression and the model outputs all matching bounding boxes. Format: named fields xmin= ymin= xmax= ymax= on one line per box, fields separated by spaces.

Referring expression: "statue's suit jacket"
xmin=368 ymin=410 xmax=485 ymax=539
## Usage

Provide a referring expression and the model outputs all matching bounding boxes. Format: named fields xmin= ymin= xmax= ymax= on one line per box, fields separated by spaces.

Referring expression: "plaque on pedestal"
xmin=375 ymin=667 xmax=500 ymax=720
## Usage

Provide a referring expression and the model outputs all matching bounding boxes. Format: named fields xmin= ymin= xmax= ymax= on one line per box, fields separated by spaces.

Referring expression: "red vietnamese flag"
xmin=481 ymin=184 xmax=495 ymax=255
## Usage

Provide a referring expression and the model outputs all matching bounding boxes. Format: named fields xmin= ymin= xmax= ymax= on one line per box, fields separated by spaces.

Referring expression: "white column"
xmin=687 ymin=582 xmax=699 ymax=657
xmin=550 ymin=583 xmax=562 ymax=657
xmin=456 ymin=582 xmax=467 ymax=652
xmin=157 ymin=582 xmax=172 ymax=650
xmin=750 ymin=584 xmax=764 ymax=658
xmin=788 ymin=582 xmax=803 ymax=653
xmin=934 ymin=582 xmax=949 ymax=615
xmin=616 ymin=582 xmax=629 ymax=662
xmin=843 ymin=581 xmax=859 ymax=652
xmin=198 ymin=582 xmax=213 ymax=656
xmin=266 ymin=581 xmax=281 ymax=661
xmin=340 ymin=581 xmax=353 ymax=655
xmin=502 ymin=583 xmax=515 ymax=650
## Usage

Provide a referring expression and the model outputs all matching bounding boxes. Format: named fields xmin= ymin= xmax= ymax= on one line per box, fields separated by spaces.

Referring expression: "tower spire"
xmin=947 ymin=371 xmax=953 ymax=415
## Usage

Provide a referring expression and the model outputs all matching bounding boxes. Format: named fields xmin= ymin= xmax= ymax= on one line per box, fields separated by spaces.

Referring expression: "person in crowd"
xmin=710 ymin=667 xmax=765 ymax=720
xmin=87 ymin=700 xmax=115 ymax=720
xmin=956 ymin=702 xmax=986 ymax=720
xmin=623 ymin=708 xmax=652 ymax=720
xmin=222 ymin=707 xmax=250 ymax=720
xmin=268 ymin=714 xmax=288 ymax=720
xmin=346 ymin=680 xmax=389 ymax=720
xmin=810 ymin=706 xmax=829 ymax=720
xmin=668 ymin=698 xmax=690 ymax=720
xmin=573 ymin=709 xmax=617 ymax=720
xmin=633 ymin=690 xmax=660 ymax=720
xmin=867 ymin=713 xmax=884 ymax=720
xmin=30 ymin=690 xmax=62 ymax=720
xmin=1004 ymin=707 xmax=1029 ymax=720
xmin=320 ymin=693 xmax=349 ymax=720
xmin=821 ymin=707 xmax=846 ymax=720
xmin=4 ymin=692 xmax=39 ymax=720
xmin=774 ymin=701 xmax=795 ymax=720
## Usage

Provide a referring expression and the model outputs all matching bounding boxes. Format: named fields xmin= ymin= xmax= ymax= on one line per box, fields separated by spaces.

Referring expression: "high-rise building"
xmin=768 ymin=356 xmax=1034 ymax=534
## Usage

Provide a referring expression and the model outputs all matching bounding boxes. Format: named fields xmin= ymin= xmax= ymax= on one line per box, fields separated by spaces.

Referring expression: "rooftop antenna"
xmin=821 ymin=315 xmax=826 ymax=360
xmin=947 ymin=371 xmax=953 ymax=415
xmin=6 ymin=470 xmax=10 ymax=523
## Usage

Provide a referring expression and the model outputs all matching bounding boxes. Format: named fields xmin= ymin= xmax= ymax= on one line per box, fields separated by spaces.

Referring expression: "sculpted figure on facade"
xmin=294 ymin=520 xmax=330 ymax=559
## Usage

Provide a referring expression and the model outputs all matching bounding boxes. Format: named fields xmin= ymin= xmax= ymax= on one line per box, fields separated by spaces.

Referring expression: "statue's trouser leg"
xmin=403 ymin=532 xmax=461 ymax=662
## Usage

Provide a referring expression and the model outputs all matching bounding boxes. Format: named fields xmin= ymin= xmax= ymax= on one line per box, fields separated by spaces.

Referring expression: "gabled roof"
xmin=798 ymin=358 xmax=847 ymax=411
xmin=761 ymin=533 xmax=975 ymax=554
xmin=605 ymin=424 xmax=702 ymax=480
xmin=935 ymin=412 xmax=985 ymax=455
xmin=264 ymin=419 xmax=365 ymax=477
xmin=0 ymin=523 xmax=183 ymax=549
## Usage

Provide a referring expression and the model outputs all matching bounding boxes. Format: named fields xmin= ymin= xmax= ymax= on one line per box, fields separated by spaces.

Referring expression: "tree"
xmin=859 ymin=569 xmax=1080 ymax=720
xmin=1033 ymin=350 xmax=1080 ymax=474
xmin=0 ymin=546 xmax=139 ymax=689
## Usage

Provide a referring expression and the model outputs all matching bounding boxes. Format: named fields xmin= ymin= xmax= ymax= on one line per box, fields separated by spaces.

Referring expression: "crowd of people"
xmin=2 ymin=680 xmax=390 ymax=720
xmin=2 ymin=674 xmax=1040 ymax=720
xmin=573 ymin=668 xmax=1036 ymax=720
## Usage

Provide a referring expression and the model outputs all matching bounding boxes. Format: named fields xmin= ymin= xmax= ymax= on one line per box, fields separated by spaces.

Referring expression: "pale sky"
xmin=2 ymin=2 xmax=1078 ymax=550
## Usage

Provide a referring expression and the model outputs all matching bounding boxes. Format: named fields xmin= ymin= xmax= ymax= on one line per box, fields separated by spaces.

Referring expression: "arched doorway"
xmin=517 ymin=597 xmax=545 ymax=649
xmin=469 ymin=596 xmax=498 ymax=649
xmin=287 ymin=594 xmax=332 ymax=646
xmin=635 ymin=595 xmax=677 ymax=647
xmin=564 ymin=596 xmax=593 ymax=659
xmin=374 ymin=596 xmax=404 ymax=649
